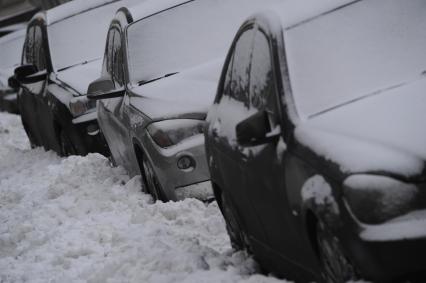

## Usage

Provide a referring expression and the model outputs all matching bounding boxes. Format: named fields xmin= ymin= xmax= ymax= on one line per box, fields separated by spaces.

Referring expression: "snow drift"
xmin=0 ymin=112 xmax=285 ymax=283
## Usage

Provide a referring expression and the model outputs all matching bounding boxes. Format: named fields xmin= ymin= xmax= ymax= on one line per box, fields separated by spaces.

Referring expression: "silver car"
xmin=88 ymin=0 xmax=281 ymax=201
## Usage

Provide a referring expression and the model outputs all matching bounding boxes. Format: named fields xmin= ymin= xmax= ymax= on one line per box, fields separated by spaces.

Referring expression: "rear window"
xmin=126 ymin=0 xmax=280 ymax=85
xmin=285 ymin=0 xmax=426 ymax=118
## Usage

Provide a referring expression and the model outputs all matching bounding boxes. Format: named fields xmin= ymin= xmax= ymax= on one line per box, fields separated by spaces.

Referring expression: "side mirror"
xmin=236 ymin=110 xmax=280 ymax=146
xmin=87 ymin=77 xmax=125 ymax=100
xmin=14 ymin=64 xmax=47 ymax=84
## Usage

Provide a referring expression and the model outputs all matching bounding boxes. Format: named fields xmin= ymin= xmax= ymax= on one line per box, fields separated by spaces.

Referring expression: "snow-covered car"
xmin=205 ymin=0 xmax=426 ymax=282
xmin=12 ymin=0 xmax=140 ymax=156
xmin=0 ymin=28 xmax=25 ymax=114
xmin=87 ymin=0 xmax=283 ymax=201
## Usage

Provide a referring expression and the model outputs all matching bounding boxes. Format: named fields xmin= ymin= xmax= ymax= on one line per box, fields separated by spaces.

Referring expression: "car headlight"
xmin=343 ymin=175 xmax=420 ymax=224
xmin=147 ymin=119 xmax=204 ymax=148
xmin=69 ymin=96 xmax=97 ymax=117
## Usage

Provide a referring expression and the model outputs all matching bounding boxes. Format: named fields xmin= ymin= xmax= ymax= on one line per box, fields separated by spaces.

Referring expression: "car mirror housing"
xmin=236 ymin=110 xmax=279 ymax=146
xmin=87 ymin=77 xmax=125 ymax=100
xmin=14 ymin=64 xmax=47 ymax=85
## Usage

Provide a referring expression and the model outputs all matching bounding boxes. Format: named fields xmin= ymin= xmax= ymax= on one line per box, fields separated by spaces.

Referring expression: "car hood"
xmin=55 ymin=59 xmax=102 ymax=95
xmin=295 ymin=77 xmax=426 ymax=180
xmin=129 ymin=59 xmax=223 ymax=120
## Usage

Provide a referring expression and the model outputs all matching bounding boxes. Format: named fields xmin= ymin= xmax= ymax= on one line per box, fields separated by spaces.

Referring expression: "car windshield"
xmin=126 ymin=0 xmax=280 ymax=85
xmin=47 ymin=1 xmax=134 ymax=71
xmin=285 ymin=0 xmax=426 ymax=118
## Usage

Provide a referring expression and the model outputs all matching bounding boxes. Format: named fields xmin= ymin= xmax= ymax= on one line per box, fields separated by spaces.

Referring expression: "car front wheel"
xmin=140 ymin=154 xmax=167 ymax=202
xmin=220 ymin=191 xmax=245 ymax=251
xmin=316 ymin=222 xmax=358 ymax=283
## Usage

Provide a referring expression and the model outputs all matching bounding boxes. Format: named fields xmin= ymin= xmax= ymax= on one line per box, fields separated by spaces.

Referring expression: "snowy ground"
xmin=0 ymin=112 xmax=287 ymax=283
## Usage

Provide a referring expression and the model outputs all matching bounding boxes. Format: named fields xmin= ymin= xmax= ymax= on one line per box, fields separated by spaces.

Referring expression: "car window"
xmin=24 ymin=26 xmax=35 ymax=65
xmin=34 ymin=26 xmax=47 ymax=71
xmin=249 ymin=29 xmax=279 ymax=128
xmin=220 ymin=53 xmax=234 ymax=101
xmin=103 ymin=28 xmax=115 ymax=80
xmin=112 ymin=29 xmax=123 ymax=87
xmin=229 ymin=29 xmax=254 ymax=107
xmin=212 ymin=28 xmax=257 ymax=145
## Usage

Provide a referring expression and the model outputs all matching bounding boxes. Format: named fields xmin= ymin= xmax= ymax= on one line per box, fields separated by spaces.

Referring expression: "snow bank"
xmin=0 ymin=112 xmax=285 ymax=283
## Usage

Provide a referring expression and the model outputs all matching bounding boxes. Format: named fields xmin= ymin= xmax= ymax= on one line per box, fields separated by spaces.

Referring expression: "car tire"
xmin=140 ymin=154 xmax=167 ymax=202
xmin=59 ymin=129 xmax=77 ymax=157
xmin=316 ymin=221 xmax=358 ymax=283
xmin=220 ymin=191 xmax=245 ymax=251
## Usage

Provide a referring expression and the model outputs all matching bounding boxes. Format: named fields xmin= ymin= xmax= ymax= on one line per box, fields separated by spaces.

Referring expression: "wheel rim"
xmin=317 ymin=223 xmax=357 ymax=283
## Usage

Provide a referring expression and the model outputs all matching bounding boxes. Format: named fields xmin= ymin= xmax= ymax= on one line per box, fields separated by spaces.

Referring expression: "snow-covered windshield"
xmin=285 ymin=0 xmax=426 ymax=118
xmin=47 ymin=1 xmax=132 ymax=71
xmin=126 ymin=0 xmax=281 ymax=85
xmin=0 ymin=32 xmax=25 ymax=69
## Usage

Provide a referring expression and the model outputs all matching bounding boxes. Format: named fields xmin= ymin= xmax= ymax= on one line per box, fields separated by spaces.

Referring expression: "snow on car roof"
xmin=44 ymin=0 xmax=120 ymax=25
xmin=126 ymin=0 xmax=356 ymax=30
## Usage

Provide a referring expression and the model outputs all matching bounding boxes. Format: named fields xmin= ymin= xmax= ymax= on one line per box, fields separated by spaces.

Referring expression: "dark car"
xmin=0 ymin=28 xmax=25 ymax=114
xmin=87 ymin=0 xmax=282 ymax=201
xmin=13 ymin=0 xmax=139 ymax=156
xmin=205 ymin=0 xmax=426 ymax=282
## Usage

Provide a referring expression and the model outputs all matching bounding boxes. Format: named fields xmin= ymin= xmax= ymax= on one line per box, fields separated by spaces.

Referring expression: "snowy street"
xmin=0 ymin=112 xmax=285 ymax=283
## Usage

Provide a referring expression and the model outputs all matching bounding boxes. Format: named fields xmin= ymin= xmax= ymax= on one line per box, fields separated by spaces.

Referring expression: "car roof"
xmin=44 ymin=0 xmax=121 ymax=25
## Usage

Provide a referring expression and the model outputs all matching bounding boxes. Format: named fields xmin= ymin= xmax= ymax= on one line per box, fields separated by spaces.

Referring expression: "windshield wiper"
xmin=138 ymin=72 xmax=178 ymax=86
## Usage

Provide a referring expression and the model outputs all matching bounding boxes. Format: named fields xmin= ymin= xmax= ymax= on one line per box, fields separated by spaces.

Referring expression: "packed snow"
xmin=0 ymin=112 xmax=286 ymax=283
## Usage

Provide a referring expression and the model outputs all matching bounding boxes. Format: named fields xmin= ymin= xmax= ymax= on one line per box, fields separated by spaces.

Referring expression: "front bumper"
xmin=143 ymin=133 xmax=213 ymax=201
xmin=343 ymin=207 xmax=426 ymax=281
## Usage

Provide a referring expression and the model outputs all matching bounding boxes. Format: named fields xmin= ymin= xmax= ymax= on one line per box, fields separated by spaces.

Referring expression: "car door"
xmin=241 ymin=27 xmax=310 ymax=278
xmin=209 ymin=27 xmax=267 ymax=243
xmin=98 ymin=27 xmax=131 ymax=169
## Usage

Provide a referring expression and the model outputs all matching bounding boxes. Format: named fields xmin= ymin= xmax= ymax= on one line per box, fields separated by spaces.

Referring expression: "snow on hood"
xmin=295 ymin=77 xmax=426 ymax=178
xmin=130 ymin=59 xmax=223 ymax=120
xmin=55 ymin=59 xmax=102 ymax=95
